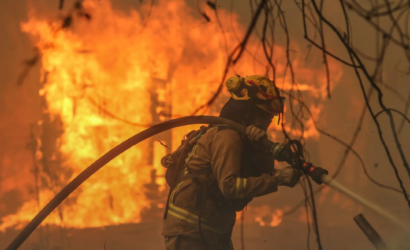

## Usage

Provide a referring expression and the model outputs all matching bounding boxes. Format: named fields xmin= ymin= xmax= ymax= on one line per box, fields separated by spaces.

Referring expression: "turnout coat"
xmin=162 ymin=126 xmax=281 ymax=250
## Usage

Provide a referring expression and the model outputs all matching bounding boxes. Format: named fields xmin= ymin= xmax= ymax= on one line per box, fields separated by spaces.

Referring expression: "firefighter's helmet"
xmin=225 ymin=75 xmax=285 ymax=115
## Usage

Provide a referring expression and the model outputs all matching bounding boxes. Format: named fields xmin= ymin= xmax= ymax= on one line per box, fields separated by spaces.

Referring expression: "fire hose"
xmin=4 ymin=116 xmax=410 ymax=250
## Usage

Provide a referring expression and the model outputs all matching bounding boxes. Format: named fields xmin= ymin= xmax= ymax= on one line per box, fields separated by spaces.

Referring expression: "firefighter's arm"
xmin=246 ymin=125 xmax=294 ymax=164
xmin=210 ymin=129 xmax=280 ymax=199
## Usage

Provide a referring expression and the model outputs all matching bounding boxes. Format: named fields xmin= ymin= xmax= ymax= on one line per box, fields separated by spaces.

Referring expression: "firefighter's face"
xmin=250 ymin=115 xmax=273 ymax=131
xmin=246 ymin=106 xmax=274 ymax=131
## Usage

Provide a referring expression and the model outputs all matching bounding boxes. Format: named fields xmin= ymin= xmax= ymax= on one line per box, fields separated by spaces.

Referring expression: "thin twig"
xmin=311 ymin=0 xmax=410 ymax=208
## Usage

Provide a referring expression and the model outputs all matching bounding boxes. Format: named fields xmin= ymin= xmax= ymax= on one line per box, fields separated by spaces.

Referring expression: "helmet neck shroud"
xmin=219 ymin=98 xmax=274 ymax=131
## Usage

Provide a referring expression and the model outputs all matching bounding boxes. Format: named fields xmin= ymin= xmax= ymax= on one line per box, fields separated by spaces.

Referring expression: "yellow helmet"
xmin=225 ymin=75 xmax=285 ymax=115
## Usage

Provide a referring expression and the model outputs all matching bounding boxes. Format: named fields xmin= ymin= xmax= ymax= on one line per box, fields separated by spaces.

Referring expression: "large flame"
xmin=0 ymin=0 xmax=342 ymax=230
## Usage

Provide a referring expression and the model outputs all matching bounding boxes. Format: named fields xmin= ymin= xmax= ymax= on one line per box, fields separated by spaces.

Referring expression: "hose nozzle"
xmin=301 ymin=162 xmax=328 ymax=185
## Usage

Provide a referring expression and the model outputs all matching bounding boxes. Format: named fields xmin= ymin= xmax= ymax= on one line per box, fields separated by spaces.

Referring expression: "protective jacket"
xmin=162 ymin=125 xmax=281 ymax=249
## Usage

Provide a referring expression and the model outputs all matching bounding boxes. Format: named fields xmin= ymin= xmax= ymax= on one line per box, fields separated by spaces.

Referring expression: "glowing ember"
xmin=0 ymin=0 xmax=342 ymax=230
xmin=269 ymin=209 xmax=283 ymax=227
xmin=253 ymin=205 xmax=283 ymax=227
xmin=255 ymin=216 xmax=266 ymax=227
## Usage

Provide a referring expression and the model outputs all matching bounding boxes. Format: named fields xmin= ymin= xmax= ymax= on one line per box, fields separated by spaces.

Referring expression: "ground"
xmin=1 ymin=218 xmax=407 ymax=250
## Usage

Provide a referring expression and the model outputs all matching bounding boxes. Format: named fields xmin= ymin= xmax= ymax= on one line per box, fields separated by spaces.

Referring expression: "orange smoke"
xmin=0 ymin=0 xmax=342 ymax=230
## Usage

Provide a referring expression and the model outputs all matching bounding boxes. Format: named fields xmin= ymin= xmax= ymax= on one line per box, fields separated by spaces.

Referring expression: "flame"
xmin=253 ymin=205 xmax=283 ymax=227
xmin=0 ymin=0 xmax=342 ymax=230
xmin=269 ymin=209 xmax=283 ymax=227
xmin=255 ymin=216 xmax=266 ymax=227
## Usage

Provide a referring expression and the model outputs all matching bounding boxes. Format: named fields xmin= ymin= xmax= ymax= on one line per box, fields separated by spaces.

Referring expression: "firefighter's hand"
xmin=245 ymin=125 xmax=267 ymax=141
xmin=274 ymin=166 xmax=302 ymax=187
xmin=272 ymin=141 xmax=299 ymax=165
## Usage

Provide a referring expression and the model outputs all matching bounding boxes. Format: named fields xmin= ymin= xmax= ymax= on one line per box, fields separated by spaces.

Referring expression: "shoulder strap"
xmin=178 ymin=169 xmax=213 ymax=182
xmin=164 ymin=129 xmax=202 ymax=219
xmin=164 ymin=125 xmax=232 ymax=219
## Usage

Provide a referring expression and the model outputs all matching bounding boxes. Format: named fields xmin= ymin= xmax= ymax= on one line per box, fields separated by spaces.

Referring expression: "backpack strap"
xmin=163 ymin=129 xmax=202 ymax=220
xmin=177 ymin=168 xmax=213 ymax=182
xmin=164 ymin=124 xmax=232 ymax=219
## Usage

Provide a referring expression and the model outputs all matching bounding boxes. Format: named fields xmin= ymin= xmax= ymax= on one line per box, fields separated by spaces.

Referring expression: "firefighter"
xmin=162 ymin=75 xmax=302 ymax=250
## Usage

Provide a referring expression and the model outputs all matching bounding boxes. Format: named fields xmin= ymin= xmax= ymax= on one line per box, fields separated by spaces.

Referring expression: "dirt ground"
xmin=1 ymin=217 xmax=408 ymax=250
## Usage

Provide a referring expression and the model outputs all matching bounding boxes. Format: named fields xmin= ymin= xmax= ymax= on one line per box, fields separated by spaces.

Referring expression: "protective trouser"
xmin=164 ymin=235 xmax=234 ymax=250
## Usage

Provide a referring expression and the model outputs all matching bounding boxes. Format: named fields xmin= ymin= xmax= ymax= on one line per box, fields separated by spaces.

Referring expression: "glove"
xmin=271 ymin=141 xmax=297 ymax=164
xmin=274 ymin=166 xmax=302 ymax=187
xmin=245 ymin=125 xmax=267 ymax=141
